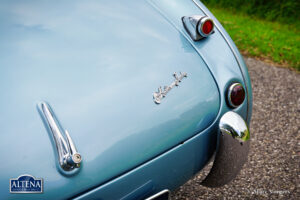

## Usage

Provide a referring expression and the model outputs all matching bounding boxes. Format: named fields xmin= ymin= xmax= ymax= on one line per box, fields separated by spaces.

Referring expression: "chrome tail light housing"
xmin=182 ymin=15 xmax=214 ymax=41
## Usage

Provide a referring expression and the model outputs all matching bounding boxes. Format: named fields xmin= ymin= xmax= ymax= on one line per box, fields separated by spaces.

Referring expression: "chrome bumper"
xmin=202 ymin=111 xmax=250 ymax=187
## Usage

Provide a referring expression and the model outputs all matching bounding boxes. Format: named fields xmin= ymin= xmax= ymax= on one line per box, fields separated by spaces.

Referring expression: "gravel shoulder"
xmin=172 ymin=57 xmax=300 ymax=199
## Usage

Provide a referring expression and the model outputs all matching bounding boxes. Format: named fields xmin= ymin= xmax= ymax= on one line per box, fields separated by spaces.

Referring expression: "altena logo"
xmin=10 ymin=174 xmax=43 ymax=193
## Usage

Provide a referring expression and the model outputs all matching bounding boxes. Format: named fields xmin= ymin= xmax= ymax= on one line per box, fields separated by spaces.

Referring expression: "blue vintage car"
xmin=0 ymin=0 xmax=252 ymax=199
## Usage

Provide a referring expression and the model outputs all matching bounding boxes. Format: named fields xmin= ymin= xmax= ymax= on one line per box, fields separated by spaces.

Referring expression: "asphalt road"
xmin=172 ymin=57 xmax=300 ymax=199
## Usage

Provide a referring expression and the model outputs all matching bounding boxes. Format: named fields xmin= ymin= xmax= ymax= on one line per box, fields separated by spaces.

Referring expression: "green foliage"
xmin=202 ymin=0 xmax=300 ymax=23
xmin=207 ymin=7 xmax=300 ymax=70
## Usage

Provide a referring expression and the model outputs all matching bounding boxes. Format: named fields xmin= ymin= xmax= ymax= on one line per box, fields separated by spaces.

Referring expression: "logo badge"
xmin=153 ymin=72 xmax=187 ymax=104
xmin=10 ymin=174 xmax=43 ymax=193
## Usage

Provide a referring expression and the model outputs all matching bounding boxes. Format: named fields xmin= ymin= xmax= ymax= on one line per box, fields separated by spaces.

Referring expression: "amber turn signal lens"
xmin=227 ymin=83 xmax=245 ymax=108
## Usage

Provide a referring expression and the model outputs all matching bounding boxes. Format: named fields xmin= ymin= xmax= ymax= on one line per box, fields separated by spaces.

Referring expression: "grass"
xmin=202 ymin=0 xmax=300 ymax=22
xmin=207 ymin=6 xmax=300 ymax=71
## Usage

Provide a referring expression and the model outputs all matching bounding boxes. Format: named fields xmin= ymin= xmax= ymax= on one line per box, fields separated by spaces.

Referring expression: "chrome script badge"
xmin=153 ymin=72 xmax=187 ymax=104
xmin=10 ymin=174 xmax=43 ymax=193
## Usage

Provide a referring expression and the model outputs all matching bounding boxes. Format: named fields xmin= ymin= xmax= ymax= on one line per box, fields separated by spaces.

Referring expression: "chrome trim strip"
xmin=145 ymin=189 xmax=170 ymax=200
xmin=39 ymin=102 xmax=82 ymax=171
xmin=191 ymin=0 xmax=250 ymax=121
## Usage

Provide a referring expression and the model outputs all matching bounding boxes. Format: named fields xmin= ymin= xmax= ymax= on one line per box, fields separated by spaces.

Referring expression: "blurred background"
xmin=202 ymin=0 xmax=300 ymax=71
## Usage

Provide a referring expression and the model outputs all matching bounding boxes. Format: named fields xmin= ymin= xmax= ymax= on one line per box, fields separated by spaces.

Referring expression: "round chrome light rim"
xmin=227 ymin=83 xmax=245 ymax=108
xmin=197 ymin=16 xmax=214 ymax=37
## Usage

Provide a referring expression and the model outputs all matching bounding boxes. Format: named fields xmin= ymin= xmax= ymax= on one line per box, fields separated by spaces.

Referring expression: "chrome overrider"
xmin=38 ymin=102 xmax=82 ymax=172
xmin=202 ymin=111 xmax=250 ymax=187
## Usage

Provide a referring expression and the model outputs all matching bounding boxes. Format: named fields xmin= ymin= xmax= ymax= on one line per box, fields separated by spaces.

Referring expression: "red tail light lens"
xmin=198 ymin=17 xmax=214 ymax=37
xmin=227 ymin=83 xmax=245 ymax=108
xmin=202 ymin=20 xmax=213 ymax=35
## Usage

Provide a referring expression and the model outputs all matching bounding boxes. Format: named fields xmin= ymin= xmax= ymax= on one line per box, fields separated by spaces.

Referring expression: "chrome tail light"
xmin=182 ymin=15 xmax=214 ymax=41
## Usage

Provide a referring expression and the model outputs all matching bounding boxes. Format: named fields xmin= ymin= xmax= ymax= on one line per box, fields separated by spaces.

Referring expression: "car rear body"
xmin=0 ymin=0 xmax=252 ymax=199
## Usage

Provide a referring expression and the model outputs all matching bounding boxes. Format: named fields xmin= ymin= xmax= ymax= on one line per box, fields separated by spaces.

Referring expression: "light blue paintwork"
xmin=0 ymin=0 xmax=252 ymax=199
